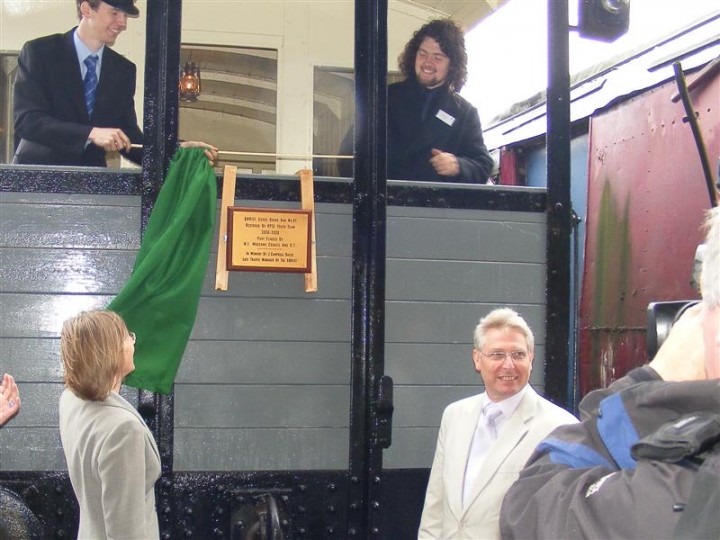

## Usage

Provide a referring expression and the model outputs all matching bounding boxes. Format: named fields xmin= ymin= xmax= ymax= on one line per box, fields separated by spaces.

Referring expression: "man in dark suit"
xmin=13 ymin=0 xmax=144 ymax=166
xmin=388 ymin=19 xmax=494 ymax=183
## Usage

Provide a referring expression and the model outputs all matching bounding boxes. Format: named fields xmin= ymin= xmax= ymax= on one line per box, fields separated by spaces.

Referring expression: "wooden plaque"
xmin=227 ymin=207 xmax=312 ymax=273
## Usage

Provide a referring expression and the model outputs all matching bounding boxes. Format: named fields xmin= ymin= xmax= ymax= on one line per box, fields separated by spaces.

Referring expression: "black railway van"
xmin=0 ymin=1 xmax=572 ymax=538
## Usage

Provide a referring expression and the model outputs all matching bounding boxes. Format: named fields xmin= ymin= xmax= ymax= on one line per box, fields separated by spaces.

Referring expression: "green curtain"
xmin=109 ymin=147 xmax=217 ymax=394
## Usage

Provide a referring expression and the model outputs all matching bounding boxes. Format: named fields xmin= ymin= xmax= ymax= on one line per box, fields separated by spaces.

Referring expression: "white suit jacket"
xmin=59 ymin=389 xmax=161 ymax=540
xmin=418 ymin=386 xmax=578 ymax=539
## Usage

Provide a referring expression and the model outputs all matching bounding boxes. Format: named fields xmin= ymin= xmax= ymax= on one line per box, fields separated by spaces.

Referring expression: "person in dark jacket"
xmin=13 ymin=0 xmax=216 ymax=167
xmin=388 ymin=19 xmax=494 ymax=183
xmin=500 ymin=206 xmax=720 ymax=540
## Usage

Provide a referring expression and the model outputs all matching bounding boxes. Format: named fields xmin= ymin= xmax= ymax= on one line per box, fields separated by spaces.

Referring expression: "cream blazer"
xmin=59 ymin=389 xmax=161 ymax=540
xmin=418 ymin=386 xmax=578 ymax=539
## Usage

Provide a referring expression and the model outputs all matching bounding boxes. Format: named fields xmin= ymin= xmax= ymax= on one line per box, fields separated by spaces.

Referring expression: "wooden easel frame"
xmin=214 ymin=166 xmax=318 ymax=292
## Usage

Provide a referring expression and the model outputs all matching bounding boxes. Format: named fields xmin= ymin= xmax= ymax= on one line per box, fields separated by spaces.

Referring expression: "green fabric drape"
xmin=109 ymin=147 xmax=216 ymax=394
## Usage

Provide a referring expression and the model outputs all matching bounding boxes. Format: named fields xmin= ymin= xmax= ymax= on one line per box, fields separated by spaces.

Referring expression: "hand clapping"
xmin=0 ymin=373 xmax=21 ymax=427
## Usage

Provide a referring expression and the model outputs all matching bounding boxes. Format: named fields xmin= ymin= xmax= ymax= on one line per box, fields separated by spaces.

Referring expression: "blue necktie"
xmin=83 ymin=55 xmax=99 ymax=117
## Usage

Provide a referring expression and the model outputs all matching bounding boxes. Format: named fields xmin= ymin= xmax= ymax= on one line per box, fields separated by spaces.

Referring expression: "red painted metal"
xmin=498 ymin=147 xmax=521 ymax=185
xmin=579 ymin=73 xmax=719 ymax=394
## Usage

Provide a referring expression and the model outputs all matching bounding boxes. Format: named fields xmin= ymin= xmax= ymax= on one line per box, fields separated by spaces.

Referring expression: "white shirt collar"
xmin=483 ymin=384 xmax=530 ymax=428
xmin=73 ymin=29 xmax=105 ymax=76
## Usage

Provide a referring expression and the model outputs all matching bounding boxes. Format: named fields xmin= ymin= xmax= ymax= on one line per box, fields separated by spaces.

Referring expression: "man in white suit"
xmin=418 ymin=308 xmax=578 ymax=539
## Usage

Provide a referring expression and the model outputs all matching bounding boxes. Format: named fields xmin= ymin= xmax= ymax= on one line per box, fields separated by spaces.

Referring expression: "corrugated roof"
xmin=483 ymin=13 xmax=720 ymax=150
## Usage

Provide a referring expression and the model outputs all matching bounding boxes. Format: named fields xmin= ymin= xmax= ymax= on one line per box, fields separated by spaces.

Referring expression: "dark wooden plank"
xmin=176 ymin=340 xmax=350 ymax=384
xmin=174 ymin=428 xmax=349 ymax=471
xmin=175 ymin=385 xmax=349 ymax=428
xmin=0 ymin=248 xmax=135 ymax=294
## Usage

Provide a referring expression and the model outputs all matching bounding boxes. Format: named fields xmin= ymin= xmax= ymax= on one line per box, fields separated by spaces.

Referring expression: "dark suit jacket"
xmin=13 ymin=29 xmax=143 ymax=167
xmin=387 ymin=78 xmax=494 ymax=183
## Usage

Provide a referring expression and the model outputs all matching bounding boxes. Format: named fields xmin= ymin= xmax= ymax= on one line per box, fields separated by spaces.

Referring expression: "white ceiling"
xmin=401 ymin=0 xmax=510 ymax=31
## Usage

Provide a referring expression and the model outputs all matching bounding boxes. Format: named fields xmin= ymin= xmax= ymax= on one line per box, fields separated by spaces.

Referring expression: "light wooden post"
xmin=214 ymin=165 xmax=237 ymax=291
xmin=298 ymin=169 xmax=318 ymax=292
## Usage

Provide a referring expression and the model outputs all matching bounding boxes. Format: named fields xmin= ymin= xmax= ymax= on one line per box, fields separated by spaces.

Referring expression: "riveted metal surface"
xmin=579 ymin=73 xmax=719 ymax=393
xmin=171 ymin=471 xmax=348 ymax=538
xmin=0 ymin=473 xmax=79 ymax=538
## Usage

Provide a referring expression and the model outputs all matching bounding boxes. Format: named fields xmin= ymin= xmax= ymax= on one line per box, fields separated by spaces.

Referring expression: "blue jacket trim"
xmin=538 ymin=438 xmax=613 ymax=469
xmin=597 ymin=392 xmax=639 ymax=470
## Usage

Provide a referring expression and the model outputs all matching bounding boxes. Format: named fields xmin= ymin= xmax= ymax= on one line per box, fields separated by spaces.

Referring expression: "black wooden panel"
xmin=382 ymin=469 xmax=430 ymax=538
xmin=176 ymin=340 xmax=350 ymax=384
xmin=0 ymin=383 xmax=63 ymax=427
xmin=384 ymin=427 xmax=443 ymax=469
xmin=191 ymin=297 xmax=351 ymax=341
xmin=0 ymin=428 xmax=66 ymax=471
xmin=0 ymin=339 xmax=63 ymax=381
xmin=0 ymin=192 xmax=139 ymax=207
xmin=385 ymin=302 xmax=546 ymax=345
xmin=385 ymin=343 xmax=472 ymax=385
xmin=387 ymin=259 xmax=544 ymax=303
xmin=391 ymin=386 xmax=480 ymax=428
xmin=175 ymin=385 xmax=349 ymax=428
xmin=388 ymin=207 xmax=545 ymax=223
xmin=387 ymin=216 xmax=545 ymax=262
xmin=174 ymin=428 xmax=349 ymax=470
xmin=0 ymin=248 xmax=135 ymax=294
xmin=0 ymin=294 xmax=110 ymax=338
xmin=0 ymin=200 xmax=140 ymax=249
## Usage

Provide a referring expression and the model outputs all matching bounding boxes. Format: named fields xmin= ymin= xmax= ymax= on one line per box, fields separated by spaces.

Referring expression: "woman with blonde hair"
xmin=59 ymin=309 xmax=160 ymax=540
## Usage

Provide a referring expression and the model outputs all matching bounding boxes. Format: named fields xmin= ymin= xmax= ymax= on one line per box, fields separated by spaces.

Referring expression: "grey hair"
xmin=473 ymin=307 xmax=535 ymax=352
xmin=701 ymin=206 xmax=720 ymax=308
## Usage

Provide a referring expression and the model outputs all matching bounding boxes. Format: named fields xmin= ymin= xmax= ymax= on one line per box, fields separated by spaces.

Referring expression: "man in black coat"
xmin=13 ymin=0 xmax=144 ymax=166
xmin=388 ymin=19 xmax=494 ymax=183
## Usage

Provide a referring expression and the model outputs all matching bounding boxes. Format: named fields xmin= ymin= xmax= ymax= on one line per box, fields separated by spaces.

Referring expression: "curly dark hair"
xmin=398 ymin=18 xmax=468 ymax=92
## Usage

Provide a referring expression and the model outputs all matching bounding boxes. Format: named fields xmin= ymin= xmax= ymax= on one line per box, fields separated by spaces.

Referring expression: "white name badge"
xmin=436 ymin=109 xmax=455 ymax=126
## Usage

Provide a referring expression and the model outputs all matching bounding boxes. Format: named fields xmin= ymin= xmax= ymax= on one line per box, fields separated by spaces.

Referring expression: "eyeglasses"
xmin=128 ymin=332 xmax=136 ymax=344
xmin=482 ymin=350 xmax=528 ymax=362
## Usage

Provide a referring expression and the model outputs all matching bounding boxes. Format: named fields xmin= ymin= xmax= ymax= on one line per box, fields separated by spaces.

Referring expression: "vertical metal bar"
xmin=545 ymin=0 xmax=572 ymax=407
xmin=142 ymin=0 xmax=182 ymax=229
xmin=672 ymin=62 xmax=719 ymax=208
xmin=347 ymin=0 xmax=388 ymax=537
xmin=140 ymin=1 xmax=182 ymax=538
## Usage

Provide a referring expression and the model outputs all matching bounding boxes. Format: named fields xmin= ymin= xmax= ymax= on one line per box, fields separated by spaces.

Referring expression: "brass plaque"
xmin=227 ymin=207 xmax=312 ymax=273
